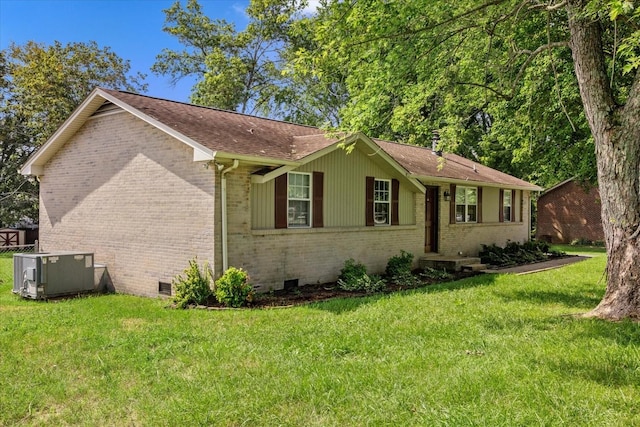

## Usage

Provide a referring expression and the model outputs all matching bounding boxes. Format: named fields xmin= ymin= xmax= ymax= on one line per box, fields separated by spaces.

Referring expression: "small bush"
xmin=479 ymin=240 xmax=563 ymax=267
xmin=337 ymin=259 xmax=367 ymax=287
xmin=385 ymin=250 xmax=414 ymax=280
xmin=522 ymin=239 xmax=550 ymax=253
xmin=337 ymin=259 xmax=386 ymax=293
xmin=173 ymin=258 xmax=213 ymax=308
xmin=215 ymin=267 xmax=254 ymax=308
xmin=420 ymin=267 xmax=453 ymax=281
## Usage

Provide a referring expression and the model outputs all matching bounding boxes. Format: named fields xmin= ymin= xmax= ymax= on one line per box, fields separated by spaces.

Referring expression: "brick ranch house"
xmin=536 ymin=178 xmax=604 ymax=244
xmin=21 ymin=88 xmax=541 ymax=297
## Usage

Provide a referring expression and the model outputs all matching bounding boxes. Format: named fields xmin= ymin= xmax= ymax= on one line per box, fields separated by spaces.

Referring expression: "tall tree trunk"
xmin=567 ymin=1 xmax=640 ymax=320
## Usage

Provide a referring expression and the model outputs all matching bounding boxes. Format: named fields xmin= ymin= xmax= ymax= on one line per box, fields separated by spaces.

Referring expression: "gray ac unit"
xmin=13 ymin=252 xmax=95 ymax=299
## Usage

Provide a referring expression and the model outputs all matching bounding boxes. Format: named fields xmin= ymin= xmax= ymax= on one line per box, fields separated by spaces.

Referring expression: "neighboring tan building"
xmin=537 ymin=178 xmax=604 ymax=244
xmin=21 ymin=88 xmax=541 ymax=297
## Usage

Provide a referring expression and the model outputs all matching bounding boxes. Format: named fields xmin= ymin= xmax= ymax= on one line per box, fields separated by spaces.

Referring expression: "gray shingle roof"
xmin=103 ymin=89 xmax=540 ymax=190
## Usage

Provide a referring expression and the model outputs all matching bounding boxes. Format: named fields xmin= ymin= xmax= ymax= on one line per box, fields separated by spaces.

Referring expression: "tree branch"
xmin=512 ymin=41 xmax=570 ymax=94
xmin=456 ymin=40 xmax=570 ymax=103
xmin=546 ymin=10 xmax=576 ymax=131
xmin=347 ymin=0 xmax=509 ymax=48
xmin=566 ymin=0 xmax=616 ymax=135
xmin=454 ymin=81 xmax=513 ymax=101
xmin=528 ymin=1 xmax=568 ymax=11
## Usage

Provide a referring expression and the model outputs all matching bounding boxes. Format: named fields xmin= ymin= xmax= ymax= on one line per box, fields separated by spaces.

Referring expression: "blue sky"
xmin=0 ymin=0 xmax=252 ymax=102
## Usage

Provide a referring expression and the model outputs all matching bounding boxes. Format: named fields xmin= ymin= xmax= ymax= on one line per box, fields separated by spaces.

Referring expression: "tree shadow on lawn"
xmin=548 ymin=320 xmax=640 ymax=388
xmin=493 ymin=286 xmax=604 ymax=311
xmin=309 ymin=273 xmax=499 ymax=315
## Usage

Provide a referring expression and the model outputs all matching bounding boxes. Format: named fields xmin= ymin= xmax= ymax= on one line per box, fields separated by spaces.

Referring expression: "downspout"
xmin=219 ymin=159 xmax=239 ymax=273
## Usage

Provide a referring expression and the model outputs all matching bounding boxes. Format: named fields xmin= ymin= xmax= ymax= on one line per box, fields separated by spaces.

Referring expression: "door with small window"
xmin=424 ymin=186 xmax=439 ymax=253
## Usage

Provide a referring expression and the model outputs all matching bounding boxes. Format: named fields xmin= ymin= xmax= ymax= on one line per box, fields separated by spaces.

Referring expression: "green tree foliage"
xmin=153 ymin=0 xmax=346 ymax=125
xmin=153 ymin=0 xmax=282 ymax=114
xmin=292 ymin=0 xmax=606 ymax=187
xmin=0 ymin=41 xmax=146 ymax=227
xmin=274 ymin=1 xmax=349 ymax=126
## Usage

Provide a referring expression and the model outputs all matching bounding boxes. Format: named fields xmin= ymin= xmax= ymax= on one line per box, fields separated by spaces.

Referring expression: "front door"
xmin=425 ymin=186 xmax=439 ymax=253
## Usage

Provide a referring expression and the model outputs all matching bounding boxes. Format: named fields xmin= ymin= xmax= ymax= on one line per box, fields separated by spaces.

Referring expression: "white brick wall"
xmin=39 ymin=112 xmax=217 ymax=297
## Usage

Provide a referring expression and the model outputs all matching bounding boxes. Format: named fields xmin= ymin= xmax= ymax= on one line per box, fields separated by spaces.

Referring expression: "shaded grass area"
xmin=1 ymin=252 xmax=639 ymax=426
xmin=551 ymin=244 xmax=608 ymax=256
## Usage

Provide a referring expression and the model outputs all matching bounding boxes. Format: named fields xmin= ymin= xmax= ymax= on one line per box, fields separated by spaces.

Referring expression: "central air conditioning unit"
xmin=13 ymin=252 xmax=95 ymax=299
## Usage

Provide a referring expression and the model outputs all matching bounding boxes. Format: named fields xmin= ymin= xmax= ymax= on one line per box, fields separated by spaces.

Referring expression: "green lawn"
xmin=1 ymin=248 xmax=639 ymax=426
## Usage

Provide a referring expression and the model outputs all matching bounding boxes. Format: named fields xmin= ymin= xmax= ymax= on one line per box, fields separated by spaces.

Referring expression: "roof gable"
xmin=251 ymin=132 xmax=426 ymax=193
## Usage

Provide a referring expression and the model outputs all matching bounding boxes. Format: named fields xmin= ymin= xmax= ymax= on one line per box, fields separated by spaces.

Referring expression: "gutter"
xmin=218 ymin=159 xmax=239 ymax=273
xmin=411 ymin=175 xmax=543 ymax=192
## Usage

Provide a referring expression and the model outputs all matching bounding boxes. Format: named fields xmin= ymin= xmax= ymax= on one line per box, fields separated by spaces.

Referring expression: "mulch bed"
xmin=187 ymin=270 xmax=480 ymax=310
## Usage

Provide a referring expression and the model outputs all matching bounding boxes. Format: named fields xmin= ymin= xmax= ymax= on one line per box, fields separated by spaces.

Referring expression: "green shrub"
xmin=172 ymin=258 xmax=213 ymax=308
xmin=215 ymin=267 xmax=254 ymax=308
xmin=479 ymin=240 xmax=563 ymax=267
xmin=570 ymin=238 xmax=605 ymax=247
xmin=337 ymin=259 xmax=367 ymax=286
xmin=385 ymin=250 xmax=414 ymax=280
xmin=338 ymin=273 xmax=386 ymax=293
xmin=337 ymin=259 xmax=386 ymax=293
xmin=523 ymin=239 xmax=550 ymax=253
xmin=420 ymin=267 xmax=453 ymax=281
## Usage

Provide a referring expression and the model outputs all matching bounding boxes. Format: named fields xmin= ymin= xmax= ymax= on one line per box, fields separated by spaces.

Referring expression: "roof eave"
xmin=251 ymin=133 xmax=426 ymax=193
xmin=214 ymin=151 xmax=298 ymax=167
xmin=21 ymin=88 xmax=107 ymax=176
xmin=411 ymin=174 xmax=542 ymax=191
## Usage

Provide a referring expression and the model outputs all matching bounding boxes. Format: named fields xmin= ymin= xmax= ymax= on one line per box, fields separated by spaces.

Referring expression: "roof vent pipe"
xmin=431 ymin=130 xmax=442 ymax=156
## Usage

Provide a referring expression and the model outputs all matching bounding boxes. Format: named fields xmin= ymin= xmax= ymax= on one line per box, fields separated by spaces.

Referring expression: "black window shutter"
xmin=499 ymin=189 xmax=504 ymax=223
xmin=449 ymin=183 xmax=457 ymax=224
xmin=313 ymin=171 xmax=324 ymax=228
xmin=366 ymin=176 xmax=375 ymax=226
xmin=391 ymin=179 xmax=399 ymax=225
xmin=275 ymin=174 xmax=288 ymax=229
xmin=520 ymin=190 xmax=524 ymax=223
xmin=477 ymin=187 xmax=483 ymax=223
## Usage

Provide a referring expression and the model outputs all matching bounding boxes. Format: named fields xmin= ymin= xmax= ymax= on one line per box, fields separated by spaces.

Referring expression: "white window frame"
xmin=374 ymin=179 xmax=391 ymax=225
xmin=503 ymin=189 xmax=512 ymax=222
xmin=287 ymin=172 xmax=312 ymax=227
xmin=455 ymin=186 xmax=478 ymax=223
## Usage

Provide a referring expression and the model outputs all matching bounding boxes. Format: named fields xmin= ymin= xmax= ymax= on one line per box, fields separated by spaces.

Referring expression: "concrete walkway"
xmin=482 ymin=256 xmax=590 ymax=275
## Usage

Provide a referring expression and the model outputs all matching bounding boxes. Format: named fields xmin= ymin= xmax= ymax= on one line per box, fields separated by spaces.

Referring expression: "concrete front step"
xmin=419 ymin=256 xmax=482 ymax=272
xmin=461 ymin=263 xmax=488 ymax=272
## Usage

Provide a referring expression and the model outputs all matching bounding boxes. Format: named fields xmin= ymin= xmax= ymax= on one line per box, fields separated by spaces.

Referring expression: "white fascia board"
xmin=214 ymin=151 xmax=299 ymax=167
xmin=251 ymin=164 xmax=300 ymax=184
xmin=193 ymin=148 xmax=216 ymax=162
xmin=250 ymin=140 xmax=345 ymax=183
xmin=414 ymin=175 xmax=543 ymax=192
xmin=351 ymin=133 xmax=425 ymax=193
xmin=20 ymin=88 xmax=107 ymax=175
xmin=22 ymin=164 xmax=44 ymax=176
xmin=20 ymin=88 xmax=218 ymax=175
xmin=250 ymin=132 xmax=426 ymax=194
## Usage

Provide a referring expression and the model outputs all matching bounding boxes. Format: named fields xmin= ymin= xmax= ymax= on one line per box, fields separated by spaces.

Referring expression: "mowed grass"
xmin=1 ymin=249 xmax=639 ymax=426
